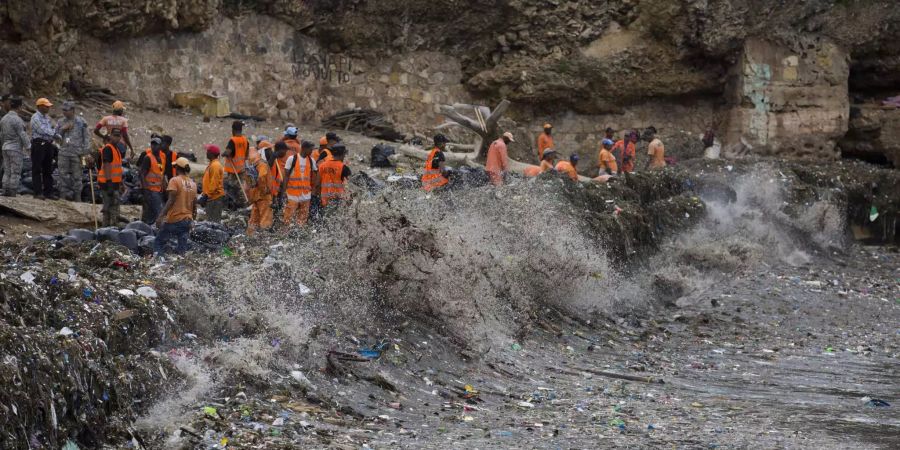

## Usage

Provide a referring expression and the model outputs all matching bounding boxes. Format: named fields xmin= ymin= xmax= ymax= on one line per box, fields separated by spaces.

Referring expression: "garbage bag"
xmin=370 ymin=144 xmax=395 ymax=168
xmin=117 ymin=229 xmax=138 ymax=251
xmin=125 ymin=221 xmax=153 ymax=235
xmin=68 ymin=228 xmax=96 ymax=242
xmin=95 ymin=227 xmax=121 ymax=242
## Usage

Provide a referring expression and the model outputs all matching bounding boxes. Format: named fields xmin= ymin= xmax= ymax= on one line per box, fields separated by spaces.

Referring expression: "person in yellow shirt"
xmin=644 ymin=126 xmax=666 ymax=170
xmin=201 ymin=144 xmax=225 ymax=222
xmin=597 ymin=139 xmax=618 ymax=176
xmin=536 ymin=123 xmax=554 ymax=161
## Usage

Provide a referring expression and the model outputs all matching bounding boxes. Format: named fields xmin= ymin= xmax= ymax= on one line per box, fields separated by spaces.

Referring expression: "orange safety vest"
xmin=225 ymin=135 xmax=249 ymax=174
xmin=143 ymin=148 xmax=165 ymax=192
xmin=283 ymin=138 xmax=302 ymax=158
xmin=270 ymin=156 xmax=287 ymax=197
xmin=555 ymin=161 xmax=578 ymax=181
xmin=314 ymin=148 xmax=333 ymax=162
xmin=319 ymin=159 xmax=346 ymax=206
xmin=98 ymin=143 xmax=123 ymax=184
xmin=421 ymin=147 xmax=448 ymax=191
xmin=285 ymin=155 xmax=314 ymax=202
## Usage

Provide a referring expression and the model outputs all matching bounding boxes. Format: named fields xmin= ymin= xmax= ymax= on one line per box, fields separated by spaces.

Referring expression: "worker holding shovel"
xmin=223 ymin=120 xmax=250 ymax=209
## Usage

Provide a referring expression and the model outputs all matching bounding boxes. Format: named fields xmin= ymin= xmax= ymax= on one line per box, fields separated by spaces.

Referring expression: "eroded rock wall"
xmin=73 ymin=13 xmax=469 ymax=130
xmin=723 ymin=38 xmax=849 ymax=160
xmin=2 ymin=0 xmax=898 ymax=163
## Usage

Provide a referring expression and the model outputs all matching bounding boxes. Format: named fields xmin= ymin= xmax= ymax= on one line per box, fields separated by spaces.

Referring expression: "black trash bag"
xmin=350 ymin=171 xmax=385 ymax=193
xmin=125 ymin=221 xmax=153 ymax=235
xmin=68 ymin=228 xmax=96 ymax=242
xmin=370 ymin=144 xmax=395 ymax=168
xmin=117 ymin=229 xmax=139 ymax=251
xmin=176 ymin=151 xmax=197 ymax=162
xmin=95 ymin=227 xmax=121 ymax=242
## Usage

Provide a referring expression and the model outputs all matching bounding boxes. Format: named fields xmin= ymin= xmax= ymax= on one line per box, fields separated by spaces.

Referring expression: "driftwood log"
xmin=396 ymin=145 xmax=597 ymax=182
xmin=437 ymin=100 xmax=511 ymax=159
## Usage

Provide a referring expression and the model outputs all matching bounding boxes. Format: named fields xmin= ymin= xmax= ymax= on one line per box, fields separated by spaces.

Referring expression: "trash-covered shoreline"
xmin=1 ymin=159 xmax=898 ymax=449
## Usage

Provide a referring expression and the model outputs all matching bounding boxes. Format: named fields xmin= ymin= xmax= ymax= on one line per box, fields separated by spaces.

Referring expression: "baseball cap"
xmin=502 ymin=131 xmax=515 ymax=142
xmin=570 ymin=154 xmax=580 ymax=163
xmin=174 ymin=157 xmax=191 ymax=169
xmin=150 ymin=136 xmax=162 ymax=145
xmin=602 ymin=138 xmax=614 ymax=147
xmin=543 ymin=123 xmax=552 ymax=129
xmin=112 ymin=100 xmax=126 ymax=110
xmin=204 ymin=144 xmax=221 ymax=155
xmin=284 ymin=126 xmax=298 ymax=136
xmin=61 ymin=101 xmax=76 ymax=111
xmin=36 ymin=98 xmax=53 ymax=107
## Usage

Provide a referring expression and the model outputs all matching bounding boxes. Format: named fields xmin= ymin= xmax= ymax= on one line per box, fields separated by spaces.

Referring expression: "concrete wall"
xmin=74 ymin=13 xmax=469 ymax=134
xmin=723 ymin=38 xmax=849 ymax=160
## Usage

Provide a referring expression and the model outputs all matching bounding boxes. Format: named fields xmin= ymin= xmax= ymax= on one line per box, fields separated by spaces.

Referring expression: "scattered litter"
xmin=136 ymin=286 xmax=158 ymax=298
xmin=19 ymin=271 xmax=35 ymax=284
xmin=58 ymin=327 xmax=74 ymax=337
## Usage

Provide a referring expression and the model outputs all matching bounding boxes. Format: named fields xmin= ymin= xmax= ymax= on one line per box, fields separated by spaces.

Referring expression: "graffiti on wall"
xmin=295 ymin=48 xmax=353 ymax=84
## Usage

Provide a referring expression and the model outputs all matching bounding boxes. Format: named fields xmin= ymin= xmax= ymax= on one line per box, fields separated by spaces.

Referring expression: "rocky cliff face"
xmin=1 ymin=0 xmax=898 ymax=164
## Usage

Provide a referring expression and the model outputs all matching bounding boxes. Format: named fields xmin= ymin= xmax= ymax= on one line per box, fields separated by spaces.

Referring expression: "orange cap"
xmin=112 ymin=100 xmax=125 ymax=111
xmin=36 ymin=98 xmax=53 ymax=107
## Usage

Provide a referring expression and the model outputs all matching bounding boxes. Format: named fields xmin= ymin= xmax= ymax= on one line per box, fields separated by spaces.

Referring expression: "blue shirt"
xmin=30 ymin=111 xmax=57 ymax=142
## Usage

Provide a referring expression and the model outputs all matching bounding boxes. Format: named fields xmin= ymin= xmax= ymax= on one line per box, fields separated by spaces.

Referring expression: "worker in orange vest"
xmin=312 ymin=136 xmax=329 ymax=162
xmin=421 ymin=134 xmax=450 ymax=192
xmin=201 ymin=144 xmax=225 ymax=223
xmin=486 ymin=132 xmax=513 ymax=186
xmin=597 ymin=139 xmax=618 ymax=176
xmin=555 ymin=154 xmax=579 ymax=181
xmin=316 ymin=131 xmax=340 ymax=163
xmin=280 ymin=140 xmax=318 ymax=227
xmin=318 ymin=143 xmax=351 ymax=211
xmin=536 ymin=123 xmax=554 ymax=161
xmin=282 ymin=127 xmax=302 ymax=158
xmin=611 ymin=130 xmax=638 ymax=174
xmin=95 ymin=128 xmax=125 ymax=226
xmin=644 ymin=126 xmax=666 ymax=170
xmin=523 ymin=149 xmax=557 ymax=177
xmin=224 ymin=120 xmax=249 ymax=208
xmin=268 ymin=142 xmax=289 ymax=216
xmin=245 ymin=149 xmax=274 ymax=235
xmin=138 ymin=135 xmax=166 ymax=224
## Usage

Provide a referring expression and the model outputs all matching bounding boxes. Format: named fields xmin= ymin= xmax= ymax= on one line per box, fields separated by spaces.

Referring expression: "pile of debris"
xmin=35 ymin=221 xmax=235 ymax=256
xmin=0 ymin=241 xmax=184 ymax=449
xmin=321 ymin=109 xmax=404 ymax=142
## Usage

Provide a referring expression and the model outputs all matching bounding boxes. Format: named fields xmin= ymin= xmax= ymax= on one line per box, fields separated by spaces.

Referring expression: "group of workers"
xmin=529 ymin=123 xmax=667 ymax=182
xmin=0 ymin=95 xmax=355 ymax=256
xmin=418 ymin=123 xmax=667 ymax=191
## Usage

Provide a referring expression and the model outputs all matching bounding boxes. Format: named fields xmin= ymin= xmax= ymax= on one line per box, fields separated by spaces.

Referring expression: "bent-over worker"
xmin=155 ymin=157 xmax=197 ymax=256
xmin=556 ymin=154 xmax=579 ymax=181
xmin=523 ymin=149 xmax=557 ymax=177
